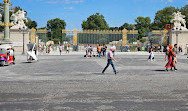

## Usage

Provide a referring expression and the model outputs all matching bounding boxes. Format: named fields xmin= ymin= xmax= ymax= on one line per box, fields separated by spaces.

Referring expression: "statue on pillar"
xmin=171 ymin=11 xmax=187 ymax=30
xmin=10 ymin=10 xmax=28 ymax=29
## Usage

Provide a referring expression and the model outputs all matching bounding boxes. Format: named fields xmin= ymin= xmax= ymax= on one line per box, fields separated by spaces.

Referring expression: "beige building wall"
xmin=5 ymin=29 xmax=30 ymax=52
xmin=169 ymin=30 xmax=188 ymax=54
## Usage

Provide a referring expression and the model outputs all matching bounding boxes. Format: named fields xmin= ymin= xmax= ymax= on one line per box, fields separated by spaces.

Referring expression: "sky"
xmin=8 ymin=0 xmax=188 ymax=30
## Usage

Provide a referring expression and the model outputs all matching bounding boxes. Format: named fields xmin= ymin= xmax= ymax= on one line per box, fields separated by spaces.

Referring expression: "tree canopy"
xmin=119 ymin=23 xmax=135 ymax=30
xmin=152 ymin=6 xmax=178 ymax=30
xmin=180 ymin=5 xmax=188 ymax=28
xmin=47 ymin=18 xmax=66 ymax=42
xmin=47 ymin=18 xmax=66 ymax=30
xmin=82 ymin=13 xmax=109 ymax=30
xmin=25 ymin=18 xmax=37 ymax=29
xmin=135 ymin=16 xmax=151 ymax=39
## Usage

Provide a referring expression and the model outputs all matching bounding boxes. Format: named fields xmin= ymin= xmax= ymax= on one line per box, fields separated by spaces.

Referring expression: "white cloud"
xmin=168 ymin=0 xmax=173 ymax=2
xmin=64 ymin=7 xmax=74 ymax=10
xmin=44 ymin=0 xmax=84 ymax=4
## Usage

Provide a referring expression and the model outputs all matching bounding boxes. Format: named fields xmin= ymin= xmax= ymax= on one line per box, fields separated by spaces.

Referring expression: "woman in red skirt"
xmin=165 ymin=45 xmax=177 ymax=71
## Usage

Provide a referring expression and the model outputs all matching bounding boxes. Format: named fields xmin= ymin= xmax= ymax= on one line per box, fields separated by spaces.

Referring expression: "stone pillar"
xmin=30 ymin=27 xmax=36 ymax=43
xmin=122 ymin=29 xmax=127 ymax=46
xmin=73 ymin=28 xmax=78 ymax=51
xmin=73 ymin=28 xmax=78 ymax=46
xmin=163 ymin=29 xmax=168 ymax=46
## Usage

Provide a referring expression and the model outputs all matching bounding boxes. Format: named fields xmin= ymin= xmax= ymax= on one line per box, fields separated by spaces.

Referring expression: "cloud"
xmin=43 ymin=0 xmax=84 ymax=4
xmin=64 ymin=7 xmax=74 ymax=10
xmin=160 ymin=0 xmax=173 ymax=4
xmin=168 ymin=0 xmax=173 ymax=2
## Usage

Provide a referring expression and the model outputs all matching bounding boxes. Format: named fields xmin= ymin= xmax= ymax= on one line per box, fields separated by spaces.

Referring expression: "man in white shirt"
xmin=102 ymin=48 xmax=118 ymax=75
xmin=112 ymin=44 xmax=116 ymax=56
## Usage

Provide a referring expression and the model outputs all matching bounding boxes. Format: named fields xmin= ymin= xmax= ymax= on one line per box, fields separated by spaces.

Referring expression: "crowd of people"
xmin=38 ymin=44 xmax=70 ymax=55
xmin=84 ymin=44 xmax=113 ymax=57
xmin=58 ymin=44 xmax=70 ymax=55
xmin=147 ymin=44 xmax=180 ymax=71
xmin=37 ymin=43 xmax=184 ymax=73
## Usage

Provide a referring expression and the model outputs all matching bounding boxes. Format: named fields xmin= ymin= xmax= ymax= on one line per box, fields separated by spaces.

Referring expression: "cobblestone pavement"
xmin=0 ymin=54 xmax=188 ymax=111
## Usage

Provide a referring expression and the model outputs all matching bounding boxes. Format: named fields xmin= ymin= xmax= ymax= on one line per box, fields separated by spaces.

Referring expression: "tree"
xmin=82 ymin=13 xmax=109 ymax=30
xmin=109 ymin=27 xmax=119 ymax=30
xmin=152 ymin=7 xmax=178 ymax=30
xmin=119 ymin=23 xmax=135 ymax=30
xmin=25 ymin=18 xmax=37 ymax=29
xmin=180 ymin=5 xmax=188 ymax=28
xmin=47 ymin=18 xmax=66 ymax=42
xmin=128 ymin=38 xmax=137 ymax=43
xmin=139 ymin=38 xmax=146 ymax=43
xmin=135 ymin=16 xmax=151 ymax=39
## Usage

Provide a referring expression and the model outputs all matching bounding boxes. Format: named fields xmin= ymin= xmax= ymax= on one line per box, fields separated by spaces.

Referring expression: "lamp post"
xmin=132 ymin=25 xmax=135 ymax=44
xmin=160 ymin=30 xmax=163 ymax=51
xmin=0 ymin=0 xmax=14 ymax=43
xmin=19 ymin=26 xmax=27 ymax=54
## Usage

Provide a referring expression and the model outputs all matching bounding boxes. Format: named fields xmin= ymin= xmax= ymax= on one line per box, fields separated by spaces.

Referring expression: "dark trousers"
xmin=102 ymin=59 xmax=116 ymax=73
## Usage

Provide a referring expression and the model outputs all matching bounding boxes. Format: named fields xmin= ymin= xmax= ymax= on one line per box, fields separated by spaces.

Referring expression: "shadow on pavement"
xmin=21 ymin=62 xmax=34 ymax=64
xmin=153 ymin=70 xmax=166 ymax=72
xmin=92 ymin=72 xmax=105 ymax=75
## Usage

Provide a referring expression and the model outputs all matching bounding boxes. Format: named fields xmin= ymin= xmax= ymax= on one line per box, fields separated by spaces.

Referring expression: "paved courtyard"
xmin=0 ymin=53 xmax=188 ymax=111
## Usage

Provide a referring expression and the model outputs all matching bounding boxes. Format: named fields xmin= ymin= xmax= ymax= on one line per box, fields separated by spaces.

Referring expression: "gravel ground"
xmin=0 ymin=54 xmax=187 ymax=111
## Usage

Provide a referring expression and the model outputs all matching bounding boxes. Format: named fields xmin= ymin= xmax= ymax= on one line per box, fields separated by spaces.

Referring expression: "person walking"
xmin=66 ymin=44 xmax=69 ymax=54
xmin=89 ymin=45 xmax=93 ymax=57
xmin=112 ymin=44 xmax=116 ymax=57
xmin=88 ymin=45 xmax=91 ymax=57
xmin=97 ymin=44 xmax=102 ymax=57
xmin=59 ymin=44 xmax=63 ymax=55
xmin=104 ymin=45 xmax=107 ymax=56
xmin=102 ymin=48 xmax=118 ymax=74
xmin=148 ymin=46 xmax=154 ymax=61
xmin=85 ymin=44 xmax=89 ymax=57
xmin=165 ymin=45 xmax=177 ymax=71
xmin=172 ymin=44 xmax=178 ymax=67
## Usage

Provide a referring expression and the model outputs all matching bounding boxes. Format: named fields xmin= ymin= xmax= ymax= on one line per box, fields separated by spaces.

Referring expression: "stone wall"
xmin=0 ymin=29 xmax=30 ymax=52
xmin=10 ymin=29 xmax=30 ymax=52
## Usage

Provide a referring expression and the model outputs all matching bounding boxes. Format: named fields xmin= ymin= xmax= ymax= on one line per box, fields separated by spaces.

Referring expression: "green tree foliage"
xmin=25 ymin=18 xmax=37 ymax=29
xmin=139 ymin=38 xmax=146 ymax=43
xmin=152 ymin=7 xmax=178 ymax=30
xmin=128 ymin=38 xmax=137 ymax=43
xmin=135 ymin=16 xmax=151 ymax=39
xmin=47 ymin=18 xmax=66 ymax=42
xmin=180 ymin=5 xmax=188 ymax=28
xmin=119 ymin=23 xmax=135 ymax=30
xmin=109 ymin=27 xmax=119 ymax=30
xmin=82 ymin=13 xmax=109 ymax=30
